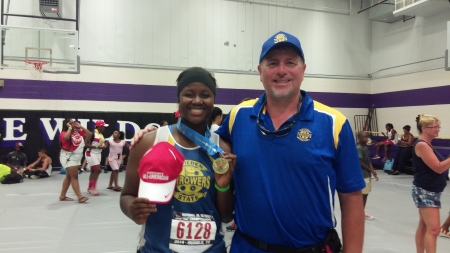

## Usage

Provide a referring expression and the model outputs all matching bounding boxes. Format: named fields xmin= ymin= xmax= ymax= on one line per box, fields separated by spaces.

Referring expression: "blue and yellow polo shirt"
xmin=216 ymin=90 xmax=365 ymax=250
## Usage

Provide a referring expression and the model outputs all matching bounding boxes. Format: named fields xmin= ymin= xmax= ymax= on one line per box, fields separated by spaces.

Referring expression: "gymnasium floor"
xmin=1 ymin=170 xmax=449 ymax=253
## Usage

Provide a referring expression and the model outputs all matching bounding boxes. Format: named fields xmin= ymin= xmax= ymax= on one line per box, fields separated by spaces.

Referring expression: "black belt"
xmin=237 ymin=229 xmax=326 ymax=253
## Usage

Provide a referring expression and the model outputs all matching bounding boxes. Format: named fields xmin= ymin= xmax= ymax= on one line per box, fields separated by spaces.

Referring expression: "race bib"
xmin=169 ymin=212 xmax=217 ymax=253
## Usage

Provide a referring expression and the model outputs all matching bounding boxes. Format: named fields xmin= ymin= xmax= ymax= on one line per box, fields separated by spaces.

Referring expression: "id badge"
xmin=169 ymin=212 xmax=217 ymax=253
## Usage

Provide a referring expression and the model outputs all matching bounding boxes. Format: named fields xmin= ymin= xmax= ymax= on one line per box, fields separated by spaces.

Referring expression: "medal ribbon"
xmin=176 ymin=120 xmax=224 ymax=156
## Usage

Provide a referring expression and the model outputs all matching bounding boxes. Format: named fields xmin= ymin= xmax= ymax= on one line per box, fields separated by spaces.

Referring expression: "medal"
xmin=213 ymin=157 xmax=229 ymax=174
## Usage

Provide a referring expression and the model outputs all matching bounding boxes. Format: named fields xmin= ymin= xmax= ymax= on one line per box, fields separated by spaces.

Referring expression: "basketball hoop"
xmin=24 ymin=60 xmax=47 ymax=80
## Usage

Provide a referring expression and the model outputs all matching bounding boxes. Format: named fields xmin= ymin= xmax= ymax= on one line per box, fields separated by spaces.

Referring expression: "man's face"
xmin=258 ymin=47 xmax=306 ymax=100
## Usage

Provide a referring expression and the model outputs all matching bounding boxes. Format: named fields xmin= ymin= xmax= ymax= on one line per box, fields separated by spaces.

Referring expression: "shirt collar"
xmin=251 ymin=90 xmax=313 ymax=122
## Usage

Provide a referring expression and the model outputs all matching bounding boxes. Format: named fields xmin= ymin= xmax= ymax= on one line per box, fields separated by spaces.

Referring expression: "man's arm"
xmin=26 ymin=158 xmax=41 ymax=169
xmin=338 ymin=191 xmax=364 ymax=253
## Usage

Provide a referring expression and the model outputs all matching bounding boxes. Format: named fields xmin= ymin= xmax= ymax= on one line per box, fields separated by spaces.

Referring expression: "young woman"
xmin=105 ymin=130 xmax=130 ymax=191
xmin=389 ymin=125 xmax=414 ymax=175
xmin=59 ymin=119 xmax=91 ymax=203
xmin=120 ymin=67 xmax=235 ymax=253
xmin=85 ymin=120 xmax=108 ymax=196
xmin=412 ymin=114 xmax=450 ymax=253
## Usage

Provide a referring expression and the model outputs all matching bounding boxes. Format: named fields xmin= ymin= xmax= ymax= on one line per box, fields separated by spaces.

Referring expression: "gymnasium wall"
xmin=1 ymin=0 xmax=450 ymax=163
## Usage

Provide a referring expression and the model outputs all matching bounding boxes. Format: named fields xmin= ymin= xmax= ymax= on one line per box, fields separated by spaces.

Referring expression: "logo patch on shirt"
xmin=297 ymin=128 xmax=312 ymax=142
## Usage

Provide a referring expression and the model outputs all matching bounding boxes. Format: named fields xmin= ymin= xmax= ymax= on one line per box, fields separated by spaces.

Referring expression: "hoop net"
xmin=25 ymin=60 xmax=47 ymax=80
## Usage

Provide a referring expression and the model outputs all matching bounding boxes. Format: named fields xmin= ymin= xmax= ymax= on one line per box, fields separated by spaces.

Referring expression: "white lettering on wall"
xmin=3 ymin=118 xmax=27 ymax=141
xmin=117 ymin=120 xmax=141 ymax=142
xmin=40 ymin=118 xmax=64 ymax=141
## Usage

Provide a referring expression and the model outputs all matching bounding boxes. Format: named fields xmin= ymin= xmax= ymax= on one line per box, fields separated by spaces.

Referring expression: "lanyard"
xmin=176 ymin=120 xmax=224 ymax=156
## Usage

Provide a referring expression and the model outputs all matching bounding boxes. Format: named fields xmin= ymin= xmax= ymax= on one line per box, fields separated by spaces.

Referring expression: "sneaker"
xmin=382 ymin=157 xmax=387 ymax=162
xmin=30 ymin=175 xmax=39 ymax=180
xmin=78 ymin=168 xmax=84 ymax=174
xmin=364 ymin=214 xmax=374 ymax=220
xmin=226 ymin=222 xmax=237 ymax=232
xmin=87 ymin=189 xmax=99 ymax=196
xmin=373 ymin=156 xmax=380 ymax=159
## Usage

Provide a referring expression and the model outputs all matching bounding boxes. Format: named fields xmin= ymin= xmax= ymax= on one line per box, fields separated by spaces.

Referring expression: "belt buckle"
xmin=256 ymin=240 xmax=268 ymax=251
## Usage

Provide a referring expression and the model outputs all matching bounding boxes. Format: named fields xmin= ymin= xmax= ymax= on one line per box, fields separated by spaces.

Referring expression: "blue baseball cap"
xmin=259 ymin=31 xmax=305 ymax=63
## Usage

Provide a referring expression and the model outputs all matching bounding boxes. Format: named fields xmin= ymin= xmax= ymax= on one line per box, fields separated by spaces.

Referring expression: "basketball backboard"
xmin=0 ymin=25 xmax=79 ymax=73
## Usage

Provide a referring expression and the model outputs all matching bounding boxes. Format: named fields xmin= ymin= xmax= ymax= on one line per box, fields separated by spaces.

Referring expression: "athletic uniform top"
xmin=138 ymin=125 xmax=226 ymax=253
xmin=60 ymin=129 xmax=85 ymax=152
xmin=387 ymin=129 xmax=398 ymax=144
xmin=88 ymin=129 xmax=105 ymax=155
xmin=216 ymin=90 xmax=365 ymax=251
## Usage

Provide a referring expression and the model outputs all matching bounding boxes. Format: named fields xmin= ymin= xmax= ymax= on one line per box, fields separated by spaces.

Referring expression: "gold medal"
xmin=213 ymin=157 xmax=229 ymax=174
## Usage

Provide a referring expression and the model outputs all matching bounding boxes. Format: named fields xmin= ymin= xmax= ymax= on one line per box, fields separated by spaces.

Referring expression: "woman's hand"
xmin=129 ymin=198 xmax=158 ymax=225
xmin=214 ymin=152 xmax=236 ymax=188
xmin=131 ymin=126 xmax=158 ymax=149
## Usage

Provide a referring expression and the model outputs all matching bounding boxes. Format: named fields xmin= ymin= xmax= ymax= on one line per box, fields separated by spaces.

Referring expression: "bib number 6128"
xmin=176 ymin=221 xmax=212 ymax=240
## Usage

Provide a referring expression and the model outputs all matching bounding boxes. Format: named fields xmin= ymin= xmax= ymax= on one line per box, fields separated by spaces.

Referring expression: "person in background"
xmin=7 ymin=142 xmax=27 ymax=171
xmin=210 ymin=107 xmax=223 ymax=132
xmin=59 ymin=118 xmax=91 ymax=203
xmin=374 ymin=123 xmax=397 ymax=162
xmin=439 ymin=212 xmax=450 ymax=238
xmin=160 ymin=120 xmax=169 ymax=127
xmin=23 ymin=148 xmax=52 ymax=179
xmin=84 ymin=120 xmax=109 ymax=196
xmin=412 ymin=114 xmax=450 ymax=253
xmin=389 ymin=125 xmax=414 ymax=175
xmin=357 ymin=131 xmax=379 ymax=220
xmin=0 ymin=157 xmax=13 ymax=181
xmin=105 ymin=130 xmax=130 ymax=191
xmin=120 ymin=67 xmax=236 ymax=253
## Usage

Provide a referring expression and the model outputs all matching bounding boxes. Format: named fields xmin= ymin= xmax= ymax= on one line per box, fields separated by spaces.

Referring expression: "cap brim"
xmin=138 ymin=178 xmax=177 ymax=204
xmin=104 ymin=124 xmax=109 ymax=127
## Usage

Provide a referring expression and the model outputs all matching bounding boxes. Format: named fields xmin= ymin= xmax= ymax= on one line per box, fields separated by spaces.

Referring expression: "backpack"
xmin=1 ymin=173 xmax=24 ymax=184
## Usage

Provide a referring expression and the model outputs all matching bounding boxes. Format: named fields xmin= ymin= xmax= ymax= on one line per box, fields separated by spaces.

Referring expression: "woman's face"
xmin=113 ymin=131 xmax=120 ymax=139
xmin=423 ymin=121 xmax=440 ymax=138
xmin=178 ymin=82 xmax=214 ymax=126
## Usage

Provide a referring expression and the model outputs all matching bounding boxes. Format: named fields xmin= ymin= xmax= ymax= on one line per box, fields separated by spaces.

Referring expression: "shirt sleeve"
xmin=215 ymin=113 xmax=232 ymax=143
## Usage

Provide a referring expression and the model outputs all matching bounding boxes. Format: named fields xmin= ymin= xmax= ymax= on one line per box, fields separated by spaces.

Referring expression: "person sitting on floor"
xmin=374 ymin=123 xmax=397 ymax=162
xmin=389 ymin=125 xmax=414 ymax=175
xmin=7 ymin=142 xmax=28 ymax=172
xmin=23 ymin=149 xmax=53 ymax=179
xmin=0 ymin=157 xmax=13 ymax=181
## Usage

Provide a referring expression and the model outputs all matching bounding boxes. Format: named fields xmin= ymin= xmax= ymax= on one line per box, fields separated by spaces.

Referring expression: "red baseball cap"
xmin=138 ymin=142 xmax=184 ymax=204
xmin=95 ymin=120 xmax=109 ymax=127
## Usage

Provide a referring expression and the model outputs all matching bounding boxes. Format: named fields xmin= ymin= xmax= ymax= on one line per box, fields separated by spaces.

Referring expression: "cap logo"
xmin=143 ymin=171 xmax=169 ymax=181
xmin=274 ymin=34 xmax=288 ymax=44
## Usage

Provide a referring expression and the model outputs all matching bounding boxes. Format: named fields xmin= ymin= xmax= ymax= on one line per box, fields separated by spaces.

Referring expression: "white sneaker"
xmin=30 ymin=175 xmax=39 ymax=180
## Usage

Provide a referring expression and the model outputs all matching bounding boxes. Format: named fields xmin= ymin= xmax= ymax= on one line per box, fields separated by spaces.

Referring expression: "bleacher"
xmin=368 ymin=136 xmax=450 ymax=171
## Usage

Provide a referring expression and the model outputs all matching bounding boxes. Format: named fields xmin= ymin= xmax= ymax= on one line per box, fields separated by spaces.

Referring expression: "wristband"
xmin=68 ymin=127 xmax=72 ymax=130
xmin=215 ymin=183 xmax=230 ymax=192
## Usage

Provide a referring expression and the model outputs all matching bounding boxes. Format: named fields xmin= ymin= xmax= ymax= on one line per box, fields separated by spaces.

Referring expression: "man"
xmin=7 ymin=142 xmax=28 ymax=169
xmin=132 ymin=31 xmax=366 ymax=252
xmin=215 ymin=31 xmax=365 ymax=252
xmin=23 ymin=149 xmax=53 ymax=179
